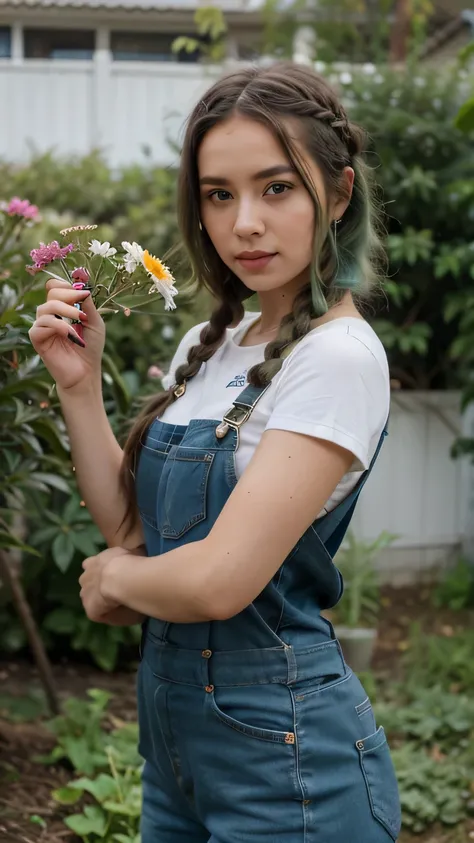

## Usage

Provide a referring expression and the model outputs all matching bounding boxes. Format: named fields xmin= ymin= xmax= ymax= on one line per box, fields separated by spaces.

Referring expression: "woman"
xmin=29 ymin=62 xmax=401 ymax=842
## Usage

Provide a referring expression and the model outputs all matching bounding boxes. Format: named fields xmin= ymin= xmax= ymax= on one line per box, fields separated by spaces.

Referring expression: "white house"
xmin=0 ymin=1 xmax=273 ymax=166
xmin=0 ymin=0 xmax=472 ymax=167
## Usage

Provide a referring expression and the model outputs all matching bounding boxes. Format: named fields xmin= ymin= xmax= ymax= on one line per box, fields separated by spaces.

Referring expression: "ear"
xmin=332 ymin=166 xmax=355 ymax=221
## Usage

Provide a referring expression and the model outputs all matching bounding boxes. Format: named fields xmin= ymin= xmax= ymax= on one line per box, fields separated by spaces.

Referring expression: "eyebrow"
xmin=199 ymin=164 xmax=296 ymax=186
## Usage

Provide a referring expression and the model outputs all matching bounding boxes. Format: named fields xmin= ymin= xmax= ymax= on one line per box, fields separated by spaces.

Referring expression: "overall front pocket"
xmin=157 ymin=447 xmax=214 ymax=539
xmin=209 ymin=683 xmax=296 ymax=744
xmin=357 ymin=726 xmax=402 ymax=840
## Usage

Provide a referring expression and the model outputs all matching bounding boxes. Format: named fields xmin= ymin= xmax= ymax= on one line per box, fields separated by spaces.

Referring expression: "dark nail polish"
xmin=68 ymin=332 xmax=86 ymax=348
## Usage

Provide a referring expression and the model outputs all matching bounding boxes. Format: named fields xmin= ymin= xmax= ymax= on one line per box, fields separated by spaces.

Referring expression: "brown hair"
xmin=119 ymin=61 xmax=385 ymax=530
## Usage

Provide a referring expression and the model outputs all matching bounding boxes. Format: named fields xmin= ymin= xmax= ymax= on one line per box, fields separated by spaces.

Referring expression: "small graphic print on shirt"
xmin=226 ymin=370 xmax=247 ymax=388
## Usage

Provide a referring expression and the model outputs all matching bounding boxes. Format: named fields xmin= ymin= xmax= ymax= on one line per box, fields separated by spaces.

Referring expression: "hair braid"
xmin=248 ymin=285 xmax=313 ymax=387
xmin=174 ymin=296 xmax=244 ymax=389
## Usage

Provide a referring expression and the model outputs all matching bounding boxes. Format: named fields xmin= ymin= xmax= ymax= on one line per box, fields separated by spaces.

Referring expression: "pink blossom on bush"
xmin=6 ymin=196 xmax=39 ymax=220
xmin=26 ymin=240 xmax=75 ymax=274
xmin=148 ymin=365 xmax=164 ymax=379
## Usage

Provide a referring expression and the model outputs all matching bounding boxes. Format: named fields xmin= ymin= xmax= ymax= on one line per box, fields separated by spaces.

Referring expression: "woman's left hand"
xmin=79 ymin=546 xmax=132 ymax=622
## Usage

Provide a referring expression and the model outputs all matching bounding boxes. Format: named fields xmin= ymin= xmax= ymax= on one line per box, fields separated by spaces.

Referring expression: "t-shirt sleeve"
xmin=265 ymin=329 xmax=389 ymax=471
xmin=161 ymin=321 xmax=208 ymax=390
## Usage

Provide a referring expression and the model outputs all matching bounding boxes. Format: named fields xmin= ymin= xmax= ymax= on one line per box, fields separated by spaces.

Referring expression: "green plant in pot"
xmin=333 ymin=531 xmax=396 ymax=672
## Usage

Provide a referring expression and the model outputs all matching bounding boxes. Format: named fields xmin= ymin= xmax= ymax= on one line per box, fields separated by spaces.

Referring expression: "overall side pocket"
xmin=356 ymin=726 xmax=402 ymax=841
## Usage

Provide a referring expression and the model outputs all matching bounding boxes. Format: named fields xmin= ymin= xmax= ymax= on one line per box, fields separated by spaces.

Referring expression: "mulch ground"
xmin=1 ymin=585 xmax=474 ymax=843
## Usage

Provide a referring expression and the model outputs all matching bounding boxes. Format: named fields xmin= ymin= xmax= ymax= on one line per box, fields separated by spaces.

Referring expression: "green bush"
xmin=44 ymin=689 xmax=142 ymax=843
xmin=342 ymin=60 xmax=474 ymax=390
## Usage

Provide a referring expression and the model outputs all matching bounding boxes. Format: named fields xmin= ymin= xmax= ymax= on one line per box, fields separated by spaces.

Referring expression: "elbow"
xmin=195 ymin=560 xmax=248 ymax=621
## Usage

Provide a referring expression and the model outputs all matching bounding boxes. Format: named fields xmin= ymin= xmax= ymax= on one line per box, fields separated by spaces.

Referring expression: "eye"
xmin=208 ymin=189 xmax=232 ymax=202
xmin=265 ymin=183 xmax=292 ymax=196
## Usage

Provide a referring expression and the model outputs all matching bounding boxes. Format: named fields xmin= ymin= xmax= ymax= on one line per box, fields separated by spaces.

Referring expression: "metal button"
xmin=201 ymin=649 xmax=212 ymax=659
xmin=205 ymin=684 xmax=214 ymax=693
xmin=356 ymin=740 xmax=364 ymax=751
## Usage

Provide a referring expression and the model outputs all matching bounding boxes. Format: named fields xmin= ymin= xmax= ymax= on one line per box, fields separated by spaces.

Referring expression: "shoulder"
xmin=278 ymin=318 xmax=389 ymax=386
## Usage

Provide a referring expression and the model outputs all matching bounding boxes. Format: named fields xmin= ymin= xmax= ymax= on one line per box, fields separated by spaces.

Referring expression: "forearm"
xmin=101 ymin=539 xmax=222 ymax=623
xmin=58 ymin=378 xmax=143 ymax=549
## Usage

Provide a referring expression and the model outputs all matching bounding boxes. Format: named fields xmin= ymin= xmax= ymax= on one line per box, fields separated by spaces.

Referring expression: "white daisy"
xmin=89 ymin=239 xmax=117 ymax=258
xmin=121 ymin=241 xmax=145 ymax=273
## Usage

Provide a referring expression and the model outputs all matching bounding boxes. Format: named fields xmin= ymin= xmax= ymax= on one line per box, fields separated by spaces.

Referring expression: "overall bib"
xmin=135 ymin=383 xmax=401 ymax=843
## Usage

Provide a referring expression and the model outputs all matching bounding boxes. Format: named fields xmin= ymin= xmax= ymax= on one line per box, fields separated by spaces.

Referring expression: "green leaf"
xmin=0 ymin=377 xmax=51 ymax=400
xmin=62 ymin=737 xmax=98 ymax=776
xmin=31 ymin=473 xmax=71 ymax=493
xmin=72 ymin=531 xmax=101 ymax=557
xmin=102 ymin=351 xmax=131 ymax=414
xmin=30 ymin=525 xmax=60 ymax=545
xmin=90 ymin=630 xmax=119 ymax=673
xmin=65 ymin=804 xmax=107 ymax=837
xmin=52 ymin=532 xmax=75 ymax=572
xmin=0 ymin=531 xmax=41 ymax=555
xmin=71 ymin=773 xmax=118 ymax=803
xmin=51 ymin=786 xmax=83 ymax=805
xmin=43 ymin=608 xmax=77 ymax=635
xmin=454 ymin=97 xmax=474 ymax=133
xmin=171 ymin=35 xmax=200 ymax=55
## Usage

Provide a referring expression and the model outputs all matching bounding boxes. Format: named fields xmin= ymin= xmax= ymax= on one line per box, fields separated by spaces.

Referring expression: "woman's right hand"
xmin=28 ymin=278 xmax=106 ymax=392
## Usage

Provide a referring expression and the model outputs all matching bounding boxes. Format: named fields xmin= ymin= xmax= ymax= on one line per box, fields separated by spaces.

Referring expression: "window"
xmin=111 ymin=31 xmax=200 ymax=63
xmin=0 ymin=26 xmax=11 ymax=58
xmin=24 ymin=28 xmax=95 ymax=60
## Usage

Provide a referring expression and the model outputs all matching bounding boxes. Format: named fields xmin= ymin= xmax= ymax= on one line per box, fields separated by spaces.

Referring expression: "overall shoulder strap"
xmin=316 ymin=425 xmax=389 ymax=557
xmin=216 ymin=383 xmax=272 ymax=443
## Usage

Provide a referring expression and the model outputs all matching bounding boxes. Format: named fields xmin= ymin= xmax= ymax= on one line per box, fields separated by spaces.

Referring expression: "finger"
xmin=46 ymin=287 xmax=91 ymax=304
xmin=45 ymin=277 xmax=74 ymax=293
xmin=77 ymin=291 xmax=101 ymax=323
xmin=29 ymin=315 xmax=85 ymax=345
xmin=37 ymin=300 xmax=89 ymax=323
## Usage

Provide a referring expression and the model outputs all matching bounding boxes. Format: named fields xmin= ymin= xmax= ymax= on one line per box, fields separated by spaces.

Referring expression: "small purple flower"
xmin=26 ymin=240 xmax=75 ymax=274
xmin=7 ymin=196 xmax=39 ymax=220
xmin=71 ymin=267 xmax=90 ymax=284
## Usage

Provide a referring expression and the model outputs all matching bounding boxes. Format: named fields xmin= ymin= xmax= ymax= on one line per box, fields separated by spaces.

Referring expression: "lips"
xmin=235 ymin=251 xmax=275 ymax=260
xmin=235 ymin=251 xmax=277 ymax=272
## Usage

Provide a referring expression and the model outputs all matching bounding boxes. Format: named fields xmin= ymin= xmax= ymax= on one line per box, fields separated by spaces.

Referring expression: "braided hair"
xmin=120 ymin=61 xmax=385 ymax=530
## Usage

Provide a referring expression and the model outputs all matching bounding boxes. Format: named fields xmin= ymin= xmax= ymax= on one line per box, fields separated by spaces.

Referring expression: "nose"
xmin=233 ymin=199 xmax=265 ymax=238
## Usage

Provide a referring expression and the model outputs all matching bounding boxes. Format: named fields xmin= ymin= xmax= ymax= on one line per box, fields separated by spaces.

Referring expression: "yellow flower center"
xmin=143 ymin=250 xmax=172 ymax=285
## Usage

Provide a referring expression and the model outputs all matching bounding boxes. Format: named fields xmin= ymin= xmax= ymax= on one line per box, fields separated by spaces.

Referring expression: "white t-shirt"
xmin=160 ymin=313 xmax=390 ymax=514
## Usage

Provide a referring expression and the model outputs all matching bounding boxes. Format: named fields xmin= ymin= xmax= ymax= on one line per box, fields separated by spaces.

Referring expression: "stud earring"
xmin=333 ymin=218 xmax=342 ymax=247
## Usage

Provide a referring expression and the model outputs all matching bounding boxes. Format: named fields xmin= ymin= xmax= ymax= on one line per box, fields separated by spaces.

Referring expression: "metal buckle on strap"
xmin=215 ymin=404 xmax=251 ymax=442
xmin=173 ymin=382 xmax=186 ymax=398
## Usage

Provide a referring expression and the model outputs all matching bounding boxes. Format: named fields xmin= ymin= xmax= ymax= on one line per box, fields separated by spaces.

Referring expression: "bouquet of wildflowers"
xmin=25 ymin=225 xmax=178 ymax=337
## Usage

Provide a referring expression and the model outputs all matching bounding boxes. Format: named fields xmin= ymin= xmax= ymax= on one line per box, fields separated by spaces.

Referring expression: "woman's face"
xmin=198 ymin=114 xmax=335 ymax=296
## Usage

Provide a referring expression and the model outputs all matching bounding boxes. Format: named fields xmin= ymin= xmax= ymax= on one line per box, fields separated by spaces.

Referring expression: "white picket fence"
xmin=0 ymin=58 xmax=222 ymax=166
xmin=353 ymin=390 xmax=466 ymax=584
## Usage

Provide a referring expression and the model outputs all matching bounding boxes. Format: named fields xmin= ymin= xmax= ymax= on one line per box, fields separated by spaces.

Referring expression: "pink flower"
xmin=26 ymin=240 xmax=75 ymax=274
xmin=71 ymin=267 xmax=90 ymax=284
xmin=148 ymin=365 xmax=164 ymax=379
xmin=6 ymin=196 xmax=39 ymax=220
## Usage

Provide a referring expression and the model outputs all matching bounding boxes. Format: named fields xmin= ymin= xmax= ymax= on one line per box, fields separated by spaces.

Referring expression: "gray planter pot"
xmin=335 ymin=626 xmax=378 ymax=673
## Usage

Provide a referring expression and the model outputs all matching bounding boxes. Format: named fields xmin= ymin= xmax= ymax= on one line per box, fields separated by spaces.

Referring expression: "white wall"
xmin=353 ymin=391 xmax=465 ymax=584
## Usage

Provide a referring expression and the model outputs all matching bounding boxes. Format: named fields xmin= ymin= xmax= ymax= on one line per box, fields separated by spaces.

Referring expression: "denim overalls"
xmin=135 ymin=382 xmax=402 ymax=843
